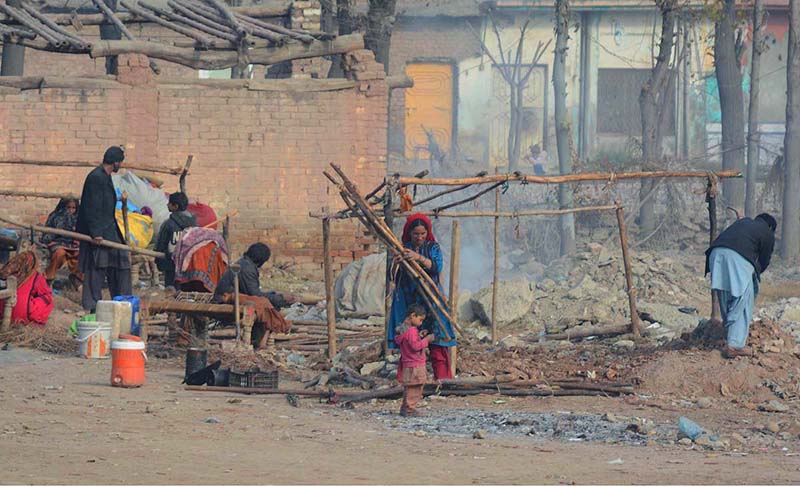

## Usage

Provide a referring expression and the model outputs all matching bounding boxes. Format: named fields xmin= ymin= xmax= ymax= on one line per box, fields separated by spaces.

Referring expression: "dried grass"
xmin=0 ymin=324 xmax=77 ymax=354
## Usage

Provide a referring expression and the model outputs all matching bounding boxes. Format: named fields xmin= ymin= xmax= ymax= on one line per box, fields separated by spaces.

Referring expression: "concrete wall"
xmin=0 ymin=52 xmax=388 ymax=277
xmin=389 ymin=7 xmax=790 ymax=170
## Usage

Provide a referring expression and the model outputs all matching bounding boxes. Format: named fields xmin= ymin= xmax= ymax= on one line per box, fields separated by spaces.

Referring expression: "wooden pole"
xmin=413 ymin=171 xmax=488 ymax=207
xmin=322 ymin=217 xmax=337 ymax=359
xmin=491 ymin=183 xmax=500 ymax=343
xmin=398 ymin=205 xmax=617 ymax=219
xmin=0 ymin=215 xmax=164 ymax=259
xmin=0 ymin=189 xmax=75 ymax=199
xmin=0 ymin=276 xmax=17 ymax=332
xmin=614 ymin=202 xmax=641 ymax=337
xmin=312 ymin=204 xmax=618 ymax=221
xmin=0 ymin=158 xmax=183 ymax=175
xmin=202 ymin=209 xmax=238 ymax=229
xmin=706 ymin=176 xmax=722 ymax=324
xmin=448 ymin=220 xmax=461 ymax=377
xmin=121 ymin=191 xmax=131 ymax=244
xmin=185 ymin=385 xmax=334 ymax=397
xmin=395 ymin=169 xmax=742 ymax=186
xmin=179 ymin=155 xmax=193 ymax=195
xmin=232 ymin=264 xmax=241 ymax=341
xmin=383 ymin=177 xmax=395 ymax=356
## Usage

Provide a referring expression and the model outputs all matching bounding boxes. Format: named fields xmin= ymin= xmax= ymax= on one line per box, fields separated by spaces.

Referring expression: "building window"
xmin=597 ymin=68 xmax=675 ymax=136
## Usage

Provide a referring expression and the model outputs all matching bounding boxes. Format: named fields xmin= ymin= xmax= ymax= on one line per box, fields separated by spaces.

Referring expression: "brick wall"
xmin=0 ymin=53 xmax=388 ymax=277
xmin=387 ymin=17 xmax=481 ymax=154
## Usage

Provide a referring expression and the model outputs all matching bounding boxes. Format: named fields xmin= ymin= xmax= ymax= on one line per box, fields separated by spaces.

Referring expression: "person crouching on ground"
xmin=213 ymin=243 xmax=295 ymax=350
xmin=41 ymin=197 xmax=83 ymax=288
xmin=705 ymin=213 xmax=777 ymax=358
xmin=395 ymin=303 xmax=435 ymax=417
xmin=154 ymin=192 xmax=196 ymax=288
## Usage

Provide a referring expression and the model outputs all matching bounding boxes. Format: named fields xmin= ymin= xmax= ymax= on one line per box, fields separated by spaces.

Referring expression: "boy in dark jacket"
xmin=705 ymin=213 xmax=777 ymax=358
xmin=155 ymin=192 xmax=196 ymax=288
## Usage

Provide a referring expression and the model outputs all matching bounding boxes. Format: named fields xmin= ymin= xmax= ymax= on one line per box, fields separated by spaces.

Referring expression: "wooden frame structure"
xmin=0 ymin=0 xmax=363 ymax=70
xmin=312 ymin=167 xmax=740 ymax=359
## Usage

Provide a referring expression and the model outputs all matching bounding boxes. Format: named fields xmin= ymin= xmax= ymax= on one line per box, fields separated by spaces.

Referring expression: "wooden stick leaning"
xmin=413 ymin=170 xmax=488 ymax=207
xmin=324 ymin=171 xmax=452 ymax=340
xmin=614 ymin=201 xmax=641 ymax=337
xmin=19 ymin=2 xmax=88 ymax=49
xmin=118 ymin=0 xmax=215 ymax=47
xmin=202 ymin=209 xmax=238 ymax=229
xmin=329 ymin=166 xmax=450 ymax=307
xmin=0 ymin=215 xmax=165 ymax=259
xmin=327 ymin=165 xmax=461 ymax=338
xmin=433 ymin=180 xmax=506 ymax=213
xmin=91 ymin=0 xmax=161 ymax=73
xmin=330 ymin=179 xmax=454 ymax=340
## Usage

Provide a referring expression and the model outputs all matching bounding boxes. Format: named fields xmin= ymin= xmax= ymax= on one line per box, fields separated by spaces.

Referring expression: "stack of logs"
xmin=143 ymin=316 xmax=382 ymax=354
xmin=323 ymin=163 xmax=460 ymax=341
xmin=187 ymin=371 xmax=635 ymax=402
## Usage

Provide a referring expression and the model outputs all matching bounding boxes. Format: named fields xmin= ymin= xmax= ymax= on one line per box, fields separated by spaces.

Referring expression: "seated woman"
xmin=41 ymin=197 xmax=82 ymax=287
xmin=0 ymin=251 xmax=54 ymax=327
xmin=214 ymin=243 xmax=294 ymax=350
xmin=172 ymin=227 xmax=228 ymax=293
xmin=388 ymin=214 xmax=457 ymax=380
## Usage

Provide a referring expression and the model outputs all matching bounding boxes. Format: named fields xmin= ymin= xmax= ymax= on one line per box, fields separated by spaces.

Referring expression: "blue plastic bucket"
xmin=113 ymin=295 xmax=141 ymax=336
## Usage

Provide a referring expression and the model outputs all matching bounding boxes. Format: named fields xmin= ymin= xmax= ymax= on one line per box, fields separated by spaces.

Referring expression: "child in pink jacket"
xmin=395 ymin=303 xmax=435 ymax=416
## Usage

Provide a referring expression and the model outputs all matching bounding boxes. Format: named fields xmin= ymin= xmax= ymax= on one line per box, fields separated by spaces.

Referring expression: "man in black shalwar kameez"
xmin=76 ymin=146 xmax=132 ymax=312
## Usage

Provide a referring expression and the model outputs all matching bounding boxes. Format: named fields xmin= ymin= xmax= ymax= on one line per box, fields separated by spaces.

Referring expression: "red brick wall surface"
xmin=0 ymin=56 xmax=387 ymax=277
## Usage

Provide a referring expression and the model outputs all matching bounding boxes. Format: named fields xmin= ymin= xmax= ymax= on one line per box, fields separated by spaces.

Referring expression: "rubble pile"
xmin=459 ymin=243 xmax=709 ymax=342
xmin=757 ymin=297 xmax=800 ymax=344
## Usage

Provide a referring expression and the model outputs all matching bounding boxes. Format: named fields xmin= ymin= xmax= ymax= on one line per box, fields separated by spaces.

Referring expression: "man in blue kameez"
xmin=705 ymin=213 xmax=777 ymax=358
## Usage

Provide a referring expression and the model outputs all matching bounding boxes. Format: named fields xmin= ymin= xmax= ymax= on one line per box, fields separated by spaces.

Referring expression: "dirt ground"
xmin=1 ymin=347 xmax=799 ymax=485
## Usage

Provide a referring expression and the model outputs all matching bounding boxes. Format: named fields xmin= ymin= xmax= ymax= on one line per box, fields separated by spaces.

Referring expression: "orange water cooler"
xmin=110 ymin=335 xmax=146 ymax=387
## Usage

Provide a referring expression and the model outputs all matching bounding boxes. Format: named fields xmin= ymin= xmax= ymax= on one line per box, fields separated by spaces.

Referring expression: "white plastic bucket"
xmin=77 ymin=321 xmax=112 ymax=358
xmin=96 ymin=300 xmax=132 ymax=340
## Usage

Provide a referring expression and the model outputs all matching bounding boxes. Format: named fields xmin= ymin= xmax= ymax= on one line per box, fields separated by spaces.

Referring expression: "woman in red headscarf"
xmin=388 ymin=213 xmax=456 ymax=381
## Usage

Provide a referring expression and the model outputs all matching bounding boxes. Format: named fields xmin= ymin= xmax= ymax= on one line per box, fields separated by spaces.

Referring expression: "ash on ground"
xmin=374 ymin=409 xmax=677 ymax=446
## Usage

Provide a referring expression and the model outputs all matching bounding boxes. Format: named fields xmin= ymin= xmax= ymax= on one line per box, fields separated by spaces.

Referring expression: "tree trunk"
xmin=715 ymin=0 xmax=746 ymax=215
xmin=638 ymin=0 xmax=676 ymax=237
xmin=365 ymin=0 xmax=398 ymax=72
xmin=784 ymin=0 xmax=800 ymax=262
xmin=326 ymin=0 xmax=355 ymax=78
xmin=554 ymin=0 xmax=575 ymax=255
xmin=99 ymin=0 xmax=122 ymax=75
xmin=746 ymin=0 xmax=765 ymax=218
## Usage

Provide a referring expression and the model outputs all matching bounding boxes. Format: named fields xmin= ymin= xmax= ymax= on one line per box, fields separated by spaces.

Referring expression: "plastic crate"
xmin=228 ymin=368 xmax=279 ymax=389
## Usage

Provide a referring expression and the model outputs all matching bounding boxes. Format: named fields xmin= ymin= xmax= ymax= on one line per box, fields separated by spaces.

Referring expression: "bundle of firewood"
xmin=323 ymin=163 xmax=460 ymax=341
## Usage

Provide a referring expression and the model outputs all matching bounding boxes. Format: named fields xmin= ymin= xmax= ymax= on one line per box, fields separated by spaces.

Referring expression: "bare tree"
xmin=553 ymin=0 xmax=575 ymax=254
xmin=468 ymin=12 xmax=551 ymax=172
xmin=638 ymin=0 xmax=677 ymax=237
xmin=365 ymin=0 xmax=398 ymax=72
xmin=784 ymin=0 xmax=800 ymax=261
xmin=746 ymin=0 xmax=766 ymax=217
xmin=714 ymin=0 xmax=747 ymax=215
